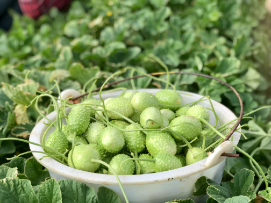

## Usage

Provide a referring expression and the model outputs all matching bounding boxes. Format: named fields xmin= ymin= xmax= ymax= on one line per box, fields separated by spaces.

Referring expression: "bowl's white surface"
xmin=29 ymin=89 xmax=240 ymax=203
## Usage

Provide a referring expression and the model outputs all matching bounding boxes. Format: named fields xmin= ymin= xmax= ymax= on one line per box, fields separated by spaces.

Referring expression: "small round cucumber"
xmin=105 ymin=97 xmax=134 ymax=119
xmin=138 ymin=154 xmax=155 ymax=174
xmin=169 ymin=115 xmax=202 ymax=141
xmin=89 ymin=143 xmax=108 ymax=159
xmin=45 ymin=130 xmax=68 ymax=155
xmin=68 ymin=144 xmax=100 ymax=172
xmin=146 ymin=131 xmax=177 ymax=156
xmin=155 ymin=90 xmax=182 ymax=110
xmin=175 ymin=155 xmax=186 ymax=166
xmin=98 ymin=127 xmax=125 ymax=153
xmin=131 ymin=92 xmax=160 ymax=112
xmin=67 ymin=105 xmax=92 ymax=135
xmin=85 ymin=122 xmax=105 ymax=144
xmin=129 ymin=111 xmax=141 ymax=123
xmin=110 ymin=120 xmax=129 ymax=129
xmin=186 ymin=147 xmax=208 ymax=165
xmin=82 ymin=98 xmax=102 ymax=117
xmin=162 ymin=116 xmax=169 ymax=127
xmin=123 ymin=91 xmax=136 ymax=100
xmin=186 ymin=105 xmax=210 ymax=127
xmin=109 ymin=154 xmax=135 ymax=175
xmin=140 ymin=107 xmax=163 ymax=129
xmin=176 ymin=106 xmax=190 ymax=117
xmin=154 ymin=153 xmax=182 ymax=172
xmin=160 ymin=109 xmax=175 ymax=122
xmin=123 ymin=124 xmax=146 ymax=153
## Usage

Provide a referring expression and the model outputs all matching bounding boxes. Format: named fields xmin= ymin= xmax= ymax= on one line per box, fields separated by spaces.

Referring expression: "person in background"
xmin=0 ymin=0 xmax=71 ymax=31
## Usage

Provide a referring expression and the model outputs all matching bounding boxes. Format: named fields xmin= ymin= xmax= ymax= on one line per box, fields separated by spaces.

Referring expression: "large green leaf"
xmin=108 ymin=47 xmax=141 ymax=66
xmin=4 ymin=157 xmax=26 ymax=174
xmin=59 ymin=179 xmax=98 ymax=203
xmin=37 ymin=179 xmax=62 ymax=203
xmin=97 ymin=186 xmax=122 ymax=203
xmin=0 ymin=178 xmax=38 ymax=203
xmin=224 ymin=196 xmax=250 ymax=203
xmin=0 ymin=166 xmax=18 ymax=179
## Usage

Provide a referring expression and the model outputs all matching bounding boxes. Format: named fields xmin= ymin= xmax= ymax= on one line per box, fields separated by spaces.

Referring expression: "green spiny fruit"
xmin=82 ymin=98 xmax=102 ymax=118
xmin=129 ymin=111 xmax=141 ymax=123
xmin=154 ymin=153 xmax=182 ymax=172
xmin=105 ymin=97 xmax=134 ymax=119
xmin=123 ymin=91 xmax=136 ymax=100
xmin=131 ymin=92 xmax=160 ymax=112
xmin=175 ymin=155 xmax=186 ymax=166
xmin=186 ymin=147 xmax=208 ymax=165
xmin=160 ymin=109 xmax=175 ymax=122
xmin=186 ymin=105 xmax=210 ymax=127
xmin=109 ymin=154 xmax=135 ymax=175
xmin=138 ymin=154 xmax=155 ymax=174
xmin=140 ymin=107 xmax=163 ymax=129
xmin=110 ymin=120 xmax=129 ymax=129
xmin=67 ymin=105 xmax=92 ymax=135
xmin=146 ymin=131 xmax=177 ymax=156
xmin=175 ymin=106 xmax=190 ymax=117
xmin=155 ymin=90 xmax=182 ymax=111
xmin=68 ymin=144 xmax=100 ymax=172
xmin=45 ymin=130 xmax=68 ymax=156
xmin=85 ymin=122 xmax=105 ymax=144
xmin=123 ymin=123 xmax=146 ymax=153
xmin=169 ymin=115 xmax=202 ymax=141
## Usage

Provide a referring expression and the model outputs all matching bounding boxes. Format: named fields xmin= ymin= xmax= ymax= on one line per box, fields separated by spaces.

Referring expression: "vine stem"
xmin=199 ymin=118 xmax=269 ymax=191
xmin=91 ymin=159 xmax=129 ymax=203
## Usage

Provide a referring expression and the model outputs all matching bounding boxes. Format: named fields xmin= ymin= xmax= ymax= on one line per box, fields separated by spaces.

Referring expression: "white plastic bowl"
xmin=29 ymin=89 xmax=240 ymax=203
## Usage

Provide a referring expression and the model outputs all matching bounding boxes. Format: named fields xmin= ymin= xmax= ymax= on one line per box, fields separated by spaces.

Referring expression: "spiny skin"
xmin=89 ymin=143 xmax=108 ymax=159
xmin=140 ymin=107 xmax=163 ymax=129
xmin=186 ymin=147 xmax=208 ymax=165
xmin=45 ymin=130 xmax=68 ymax=156
xmin=146 ymin=132 xmax=177 ymax=157
xmin=63 ymin=125 xmax=88 ymax=145
xmin=110 ymin=120 xmax=129 ymax=129
xmin=105 ymin=97 xmax=134 ymax=119
xmin=129 ymin=111 xmax=141 ymax=123
xmin=123 ymin=123 xmax=146 ymax=153
xmin=85 ymin=122 xmax=105 ymax=144
xmin=162 ymin=116 xmax=169 ymax=127
xmin=160 ymin=109 xmax=175 ymax=122
xmin=82 ymin=98 xmax=102 ymax=117
xmin=169 ymin=115 xmax=202 ymax=141
xmin=176 ymin=106 xmax=190 ymax=117
xmin=68 ymin=144 xmax=100 ymax=172
xmin=98 ymin=127 xmax=125 ymax=153
xmin=155 ymin=90 xmax=182 ymax=111
xmin=67 ymin=105 xmax=92 ymax=135
xmin=154 ymin=153 xmax=182 ymax=172
xmin=109 ymin=154 xmax=135 ymax=175
xmin=131 ymin=92 xmax=160 ymax=112
xmin=123 ymin=91 xmax=136 ymax=100
xmin=175 ymin=155 xmax=186 ymax=166
xmin=138 ymin=154 xmax=155 ymax=174
xmin=186 ymin=105 xmax=210 ymax=127
xmin=176 ymin=140 xmax=184 ymax=154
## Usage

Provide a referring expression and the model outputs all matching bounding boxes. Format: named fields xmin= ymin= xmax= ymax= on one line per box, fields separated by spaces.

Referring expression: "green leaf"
xmin=233 ymin=169 xmax=254 ymax=196
xmin=224 ymin=196 xmax=250 ymax=203
xmin=55 ymin=47 xmax=73 ymax=70
xmin=108 ymin=47 xmax=141 ymax=66
xmin=0 ymin=166 xmax=18 ymax=179
xmin=241 ymin=68 xmax=262 ymax=90
xmin=4 ymin=157 xmax=26 ymax=174
xmin=2 ymin=82 xmax=36 ymax=106
xmin=37 ymin=179 xmax=62 ymax=203
xmin=207 ymin=185 xmax=232 ymax=203
xmin=233 ymin=35 xmax=252 ymax=59
xmin=206 ymin=197 xmax=216 ymax=203
xmin=0 ymin=141 xmax=16 ymax=155
xmin=215 ymin=58 xmax=240 ymax=76
xmin=259 ymin=187 xmax=271 ymax=201
xmin=59 ymin=179 xmax=98 ymax=203
xmin=11 ymin=123 xmax=35 ymax=139
xmin=97 ymin=186 xmax=122 ymax=203
xmin=24 ymin=157 xmax=50 ymax=186
xmin=149 ymin=0 xmax=168 ymax=8
xmin=193 ymin=176 xmax=210 ymax=196
xmin=0 ymin=178 xmax=38 ymax=203
xmin=69 ymin=63 xmax=99 ymax=86
xmin=0 ymin=88 xmax=12 ymax=107
xmin=14 ymin=104 xmax=29 ymax=125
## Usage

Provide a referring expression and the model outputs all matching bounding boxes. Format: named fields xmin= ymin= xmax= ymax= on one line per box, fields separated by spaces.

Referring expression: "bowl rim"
xmin=29 ymin=89 xmax=240 ymax=185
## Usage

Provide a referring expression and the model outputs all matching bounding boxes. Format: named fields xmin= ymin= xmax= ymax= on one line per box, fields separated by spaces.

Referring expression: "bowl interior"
xmin=29 ymin=89 xmax=240 ymax=185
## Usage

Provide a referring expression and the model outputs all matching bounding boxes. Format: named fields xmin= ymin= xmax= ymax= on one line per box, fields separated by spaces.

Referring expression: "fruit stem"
xmin=91 ymin=159 xmax=130 ymax=203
